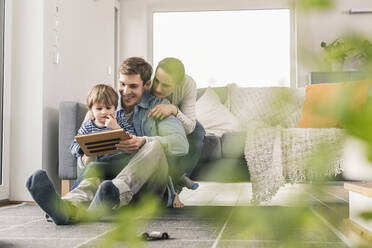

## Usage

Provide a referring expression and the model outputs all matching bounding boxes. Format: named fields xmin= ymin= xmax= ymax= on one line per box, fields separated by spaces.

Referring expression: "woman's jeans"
xmin=167 ymin=121 xmax=206 ymax=190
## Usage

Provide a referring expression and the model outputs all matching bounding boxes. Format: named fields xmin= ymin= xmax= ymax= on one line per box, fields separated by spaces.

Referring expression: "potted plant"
xmin=353 ymin=39 xmax=372 ymax=69
xmin=320 ymin=39 xmax=353 ymax=71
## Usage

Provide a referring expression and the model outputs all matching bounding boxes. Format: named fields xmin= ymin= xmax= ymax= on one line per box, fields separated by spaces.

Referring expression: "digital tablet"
xmin=75 ymin=129 xmax=130 ymax=156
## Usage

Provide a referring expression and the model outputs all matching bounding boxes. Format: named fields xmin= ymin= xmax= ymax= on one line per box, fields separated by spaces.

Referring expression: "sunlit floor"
xmin=180 ymin=182 xmax=314 ymax=206
xmin=0 ymin=182 xmax=364 ymax=248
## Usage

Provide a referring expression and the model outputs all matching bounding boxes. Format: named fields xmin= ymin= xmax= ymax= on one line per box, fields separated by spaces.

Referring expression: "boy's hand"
xmin=116 ymin=135 xmax=146 ymax=153
xmin=105 ymin=114 xmax=121 ymax=130
xmin=82 ymin=155 xmax=96 ymax=165
xmin=147 ymin=104 xmax=177 ymax=120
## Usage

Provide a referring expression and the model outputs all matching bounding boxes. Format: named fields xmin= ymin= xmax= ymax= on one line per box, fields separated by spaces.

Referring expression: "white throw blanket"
xmin=226 ymin=83 xmax=345 ymax=203
xmin=244 ymin=125 xmax=345 ymax=204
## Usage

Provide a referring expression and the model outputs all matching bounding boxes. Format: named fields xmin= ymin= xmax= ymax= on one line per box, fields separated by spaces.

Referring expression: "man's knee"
xmin=144 ymin=139 xmax=164 ymax=154
xmin=83 ymin=163 xmax=105 ymax=179
xmin=143 ymin=140 xmax=168 ymax=170
xmin=79 ymin=177 xmax=101 ymax=188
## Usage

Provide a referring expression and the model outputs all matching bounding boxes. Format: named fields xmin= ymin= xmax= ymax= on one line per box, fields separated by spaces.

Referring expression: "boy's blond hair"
xmin=86 ymin=84 xmax=118 ymax=109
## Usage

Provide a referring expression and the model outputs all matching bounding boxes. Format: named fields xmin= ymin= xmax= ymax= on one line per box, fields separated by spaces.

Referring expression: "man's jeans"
xmin=167 ymin=121 xmax=206 ymax=187
xmin=63 ymin=140 xmax=168 ymax=207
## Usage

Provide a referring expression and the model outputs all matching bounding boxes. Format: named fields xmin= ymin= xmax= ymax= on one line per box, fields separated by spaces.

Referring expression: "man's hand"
xmin=116 ymin=135 xmax=146 ymax=153
xmin=82 ymin=155 xmax=96 ymax=165
xmin=105 ymin=114 xmax=121 ymax=130
xmin=147 ymin=104 xmax=177 ymax=120
xmin=83 ymin=111 xmax=94 ymax=123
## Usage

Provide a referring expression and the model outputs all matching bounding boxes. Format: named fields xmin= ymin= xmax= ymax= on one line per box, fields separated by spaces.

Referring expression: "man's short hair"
xmin=86 ymin=84 xmax=118 ymax=109
xmin=119 ymin=57 xmax=153 ymax=85
xmin=156 ymin=57 xmax=185 ymax=86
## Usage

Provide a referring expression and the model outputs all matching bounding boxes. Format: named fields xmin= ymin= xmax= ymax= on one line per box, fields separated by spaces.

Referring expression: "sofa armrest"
xmin=58 ymin=101 xmax=87 ymax=179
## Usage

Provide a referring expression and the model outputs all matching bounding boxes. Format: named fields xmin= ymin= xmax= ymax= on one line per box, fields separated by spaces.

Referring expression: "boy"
xmin=70 ymin=84 xmax=136 ymax=164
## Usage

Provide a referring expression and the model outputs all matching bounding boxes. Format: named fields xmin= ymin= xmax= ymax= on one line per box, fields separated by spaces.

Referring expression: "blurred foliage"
xmin=321 ymin=35 xmax=372 ymax=72
xmin=320 ymin=39 xmax=354 ymax=69
xmin=360 ymin=211 xmax=372 ymax=221
xmin=335 ymin=81 xmax=372 ymax=162
xmin=229 ymin=207 xmax=332 ymax=248
xmin=100 ymin=194 xmax=162 ymax=248
xmin=95 ymin=1 xmax=372 ymax=247
xmin=297 ymin=0 xmax=334 ymax=12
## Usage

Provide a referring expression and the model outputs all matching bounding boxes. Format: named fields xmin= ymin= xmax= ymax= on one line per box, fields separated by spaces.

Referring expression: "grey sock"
xmin=88 ymin=180 xmax=120 ymax=219
xmin=26 ymin=170 xmax=73 ymax=225
xmin=180 ymin=174 xmax=199 ymax=190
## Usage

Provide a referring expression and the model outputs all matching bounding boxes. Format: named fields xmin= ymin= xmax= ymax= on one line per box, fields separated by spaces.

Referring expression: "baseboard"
xmin=0 ymin=200 xmax=35 ymax=207
xmin=344 ymin=218 xmax=372 ymax=243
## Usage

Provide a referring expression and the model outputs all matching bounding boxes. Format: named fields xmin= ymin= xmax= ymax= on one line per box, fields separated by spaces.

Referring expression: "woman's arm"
xmin=148 ymin=76 xmax=197 ymax=134
xmin=174 ymin=76 xmax=197 ymax=134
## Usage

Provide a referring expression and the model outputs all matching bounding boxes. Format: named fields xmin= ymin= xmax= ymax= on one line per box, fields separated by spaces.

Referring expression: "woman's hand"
xmin=105 ymin=114 xmax=121 ymax=130
xmin=115 ymin=135 xmax=146 ymax=153
xmin=147 ymin=104 xmax=178 ymax=120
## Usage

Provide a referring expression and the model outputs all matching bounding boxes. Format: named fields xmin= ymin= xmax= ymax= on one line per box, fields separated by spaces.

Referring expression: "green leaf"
xmin=298 ymin=0 xmax=334 ymax=12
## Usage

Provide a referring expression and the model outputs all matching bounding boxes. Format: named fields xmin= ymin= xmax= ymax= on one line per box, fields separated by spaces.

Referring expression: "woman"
xmin=148 ymin=57 xmax=206 ymax=208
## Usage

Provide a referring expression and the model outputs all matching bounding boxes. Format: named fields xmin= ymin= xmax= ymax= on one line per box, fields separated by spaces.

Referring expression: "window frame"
xmin=147 ymin=0 xmax=297 ymax=88
xmin=0 ymin=0 xmax=11 ymax=200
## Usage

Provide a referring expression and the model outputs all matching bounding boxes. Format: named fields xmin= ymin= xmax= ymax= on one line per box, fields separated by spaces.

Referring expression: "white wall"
xmin=120 ymin=0 xmax=372 ymax=87
xmin=42 ymin=0 xmax=116 ymax=195
xmin=10 ymin=0 xmax=117 ymax=201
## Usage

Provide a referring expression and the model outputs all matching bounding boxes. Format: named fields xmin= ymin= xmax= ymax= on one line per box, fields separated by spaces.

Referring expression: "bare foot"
xmin=173 ymin=193 xmax=184 ymax=208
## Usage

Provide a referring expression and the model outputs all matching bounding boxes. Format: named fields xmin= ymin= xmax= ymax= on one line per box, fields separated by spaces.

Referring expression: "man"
xmin=26 ymin=57 xmax=188 ymax=225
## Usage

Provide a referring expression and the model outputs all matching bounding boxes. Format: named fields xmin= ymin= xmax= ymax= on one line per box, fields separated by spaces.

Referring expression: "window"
xmin=153 ymin=9 xmax=291 ymax=88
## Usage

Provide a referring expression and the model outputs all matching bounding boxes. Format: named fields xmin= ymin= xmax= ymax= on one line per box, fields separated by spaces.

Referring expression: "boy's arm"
xmin=70 ymin=124 xmax=89 ymax=158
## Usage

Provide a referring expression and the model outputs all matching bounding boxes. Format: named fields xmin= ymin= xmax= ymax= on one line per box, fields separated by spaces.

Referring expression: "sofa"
xmin=192 ymin=83 xmax=350 ymax=202
xmin=59 ymin=83 xmax=356 ymax=197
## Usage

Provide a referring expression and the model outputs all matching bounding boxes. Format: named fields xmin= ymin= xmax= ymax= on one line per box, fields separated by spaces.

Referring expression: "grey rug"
xmin=0 ymin=203 xmax=225 ymax=248
xmin=0 ymin=203 xmax=115 ymax=248
xmin=0 ymin=203 xmax=348 ymax=248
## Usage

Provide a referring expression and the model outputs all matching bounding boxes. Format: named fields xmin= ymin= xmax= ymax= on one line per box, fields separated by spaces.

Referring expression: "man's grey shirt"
xmin=117 ymin=90 xmax=189 ymax=156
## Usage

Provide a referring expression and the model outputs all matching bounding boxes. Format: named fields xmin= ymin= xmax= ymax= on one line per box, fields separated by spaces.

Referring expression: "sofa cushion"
xmin=221 ymin=131 xmax=247 ymax=158
xmin=196 ymin=87 xmax=242 ymax=137
xmin=199 ymin=135 xmax=222 ymax=162
xmin=297 ymin=80 xmax=371 ymax=128
xmin=197 ymin=87 xmax=228 ymax=104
